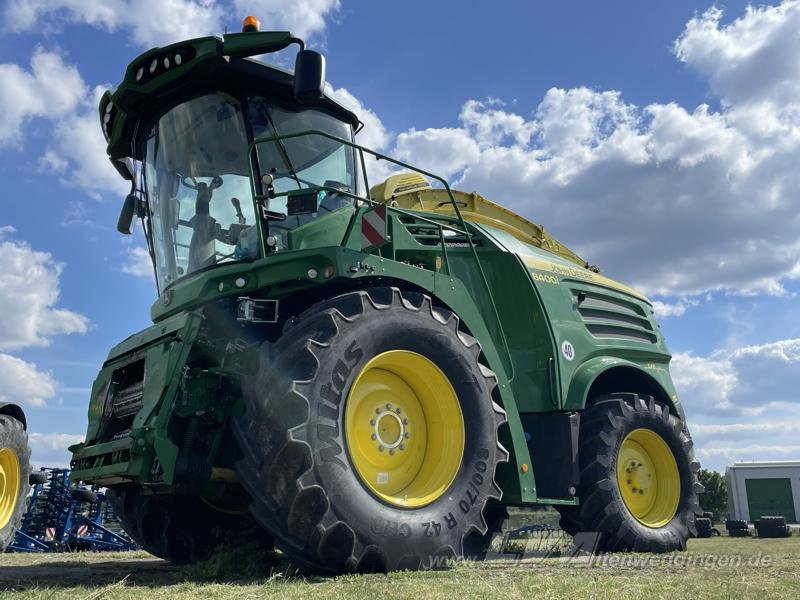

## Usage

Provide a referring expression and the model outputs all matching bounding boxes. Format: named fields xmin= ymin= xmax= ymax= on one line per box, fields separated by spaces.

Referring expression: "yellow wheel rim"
xmin=616 ymin=428 xmax=680 ymax=528
xmin=0 ymin=447 xmax=21 ymax=529
xmin=344 ymin=350 xmax=464 ymax=508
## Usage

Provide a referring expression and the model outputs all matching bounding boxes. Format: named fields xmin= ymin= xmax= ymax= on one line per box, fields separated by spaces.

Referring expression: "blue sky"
xmin=0 ymin=1 xmax=798 ymax=472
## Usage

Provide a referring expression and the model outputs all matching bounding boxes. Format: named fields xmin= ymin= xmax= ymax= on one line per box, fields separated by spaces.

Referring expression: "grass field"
xmin=1 ymin=535 xmax=798 ymax=599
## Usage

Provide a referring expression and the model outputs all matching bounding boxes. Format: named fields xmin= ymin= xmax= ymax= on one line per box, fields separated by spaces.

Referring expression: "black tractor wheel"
xmin=694 ymin=517 xmax=713 ymax=538
xmin=555 ymin=393 xmax=702 ymax=552
xmin=72 ymin=488 xmax=99 ymax=504
xmin=0 ymin=414 xmax=31 ymax=552
xmin=234 ymin=288 xmax=508 ymax=573
xmin=108 ymin=486 xmax=273 ymax=563
xmin=29 ymin=470 xmax=49 ymax=486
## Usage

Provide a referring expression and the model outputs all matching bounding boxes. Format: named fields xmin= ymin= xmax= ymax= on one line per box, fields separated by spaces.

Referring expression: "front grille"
xmin=574 ymin=289 xmax=657 ymax=344
xmin=111 ymin=381 xmax=144 ymax=419
xmin=99 ymin=359 xmax=145 ymax=441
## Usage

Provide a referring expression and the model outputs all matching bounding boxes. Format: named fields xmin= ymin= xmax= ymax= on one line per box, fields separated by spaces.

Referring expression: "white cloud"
xmin=651 ymin=299 xmax=696 ymax=319
xmin=369 ymin=1 xmax=800 ymax=301
xmin=395 ymin=128 xmax=481 ymax=182
xmin=693 ymin=422 xmax=800 ymax=436
xmin=233 ymin=0 xmax=340 ymax=41
xmin=4 ymin=1 xmax=341 ymax=48
xmin=3 ymin=0 xmax=224 ymax=48
xmin=0 ymin=354 xmax=57 ymax=408
xmin=29 ymin=432 xmax=84 ymax=468
xmin=122 ymin=246 xmax=154 ymax=278
xmin=673 ymin=338 xmax=800 ymax=416
xmin=696 ymin=444 xmax=800 ymax=464
xmin=331 ymin=86 xmax=389 ymax=152
xmin=49 ymin=85 xmax=130 ymax=199
xmin=0 ymin=227 xmax=89 ymax=351
xmin=0 ymin=49 xmax=123 ymax=200
xmin=671 ymin=338 xmax=800 ymax=471
xmin=674 ymin=2 xmax=800 ymax=107
xmin=0 ymin=48 xmax=86 ymax=146
xmin=671 ymin=351 xmax=739 ymax=413
xmin=328 ymin=85 xmax=397 ymax=185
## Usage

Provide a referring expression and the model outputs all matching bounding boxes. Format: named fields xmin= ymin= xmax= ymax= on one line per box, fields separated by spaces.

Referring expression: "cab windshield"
xmin=143 ymin=92 xmax=356 ymax=290
xmin=249 ymin=97 xmax=357 ymax=250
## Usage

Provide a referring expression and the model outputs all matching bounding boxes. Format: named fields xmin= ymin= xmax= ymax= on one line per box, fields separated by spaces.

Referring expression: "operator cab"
xmin=143 ymin=92 xmax=358 ymax=290
xmin=106 ymin=20 xmax=361 ymax=292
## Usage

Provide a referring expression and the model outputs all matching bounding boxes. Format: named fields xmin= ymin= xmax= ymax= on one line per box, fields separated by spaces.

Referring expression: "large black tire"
xmin=234 ymin=288 xmax=508 ymax=573
xmin=756 ymin=516 xmax=791 ymax=538
xmin=0 ymin=415 xmax=31 ymax=551
xmin=695 ymin=517 xmax=713 ymax=538
xmin=726 ymin=519 xmax=749 ymax=531
xmin=29 ymin=471 xmax=49 ymax=486
xmin=71 ymin=488 xmax=99 ymax=504
xmin=555 ymin=393 xmax=702 ymax=552
xmin=108 ymin=486 xmax=273 ymax=563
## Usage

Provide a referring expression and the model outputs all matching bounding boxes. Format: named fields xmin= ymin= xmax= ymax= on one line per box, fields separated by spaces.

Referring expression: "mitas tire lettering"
xmin=316 ymin=340 xmax=363 ymax=470
xmin=234 ymin=288 xmax=509 ymax=573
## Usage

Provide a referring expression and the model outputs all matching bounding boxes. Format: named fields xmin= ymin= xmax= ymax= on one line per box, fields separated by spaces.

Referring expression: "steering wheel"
xmin=181 ymin=175 xmax=223 ymax=191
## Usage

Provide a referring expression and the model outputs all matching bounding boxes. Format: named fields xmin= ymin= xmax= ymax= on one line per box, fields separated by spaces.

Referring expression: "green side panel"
xmin=477 ymin=223 xmax=679 ymax=416
xmin=107 ymin=310 xmax=197 ymax=360
xmin=746 ymin=478 xmax=796 ymax=522
xmin=73 ymin=312 xmax=204 ymax=484
xmin=288 ymin=206 xmax=355 ymax=250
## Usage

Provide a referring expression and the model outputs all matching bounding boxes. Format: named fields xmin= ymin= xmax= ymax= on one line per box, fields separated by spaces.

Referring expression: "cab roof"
xmin=100 ymin=31 xmax=360 ymax=173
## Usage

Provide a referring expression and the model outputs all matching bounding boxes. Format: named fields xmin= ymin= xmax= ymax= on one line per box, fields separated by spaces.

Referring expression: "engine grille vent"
xmin=574 ymin=290 xmax=656 ymax=344
xmin=100 ymin=358 xmax=145 ymax=441
xmin=398 ymin=215 xmax=480 ymax=247
xmin=112 ymin=381 xmax=144 ymax=419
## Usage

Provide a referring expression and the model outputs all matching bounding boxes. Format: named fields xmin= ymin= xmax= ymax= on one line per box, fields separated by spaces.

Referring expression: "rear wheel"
xmin=0 ymin=415 xmax=31 ymax=552
xmin=108 ymin=486 xmax=272 ymax=563
xmin=556 ymin=393 xmax=701 ymax=552
xmin=234 ymin=288 xmax=508 ymax=573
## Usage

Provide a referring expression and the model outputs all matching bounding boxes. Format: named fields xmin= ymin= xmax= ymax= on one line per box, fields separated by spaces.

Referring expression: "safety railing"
xmin=247 ymin=129 xmax=515 ymax=380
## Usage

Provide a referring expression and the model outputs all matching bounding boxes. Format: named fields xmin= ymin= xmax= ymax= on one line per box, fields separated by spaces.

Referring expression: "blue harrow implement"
xmin=7 ymin=468 xmax=137 ymax=553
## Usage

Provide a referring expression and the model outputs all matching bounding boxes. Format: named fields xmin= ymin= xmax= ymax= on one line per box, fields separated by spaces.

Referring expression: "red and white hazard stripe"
xmin=77 ymin=525 xmax=89 ymax=538
xmin=361 ymin=204 xmax=388 ymax=250
xmin=44 ymin=527 xmax=55 ymax=542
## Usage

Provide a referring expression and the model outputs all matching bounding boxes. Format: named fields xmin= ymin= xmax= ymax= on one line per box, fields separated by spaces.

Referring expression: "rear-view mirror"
xmin=117 ymin=194 xmax=137 ymax=234
xmin=294 ymin=50 xmax=326 ymax=103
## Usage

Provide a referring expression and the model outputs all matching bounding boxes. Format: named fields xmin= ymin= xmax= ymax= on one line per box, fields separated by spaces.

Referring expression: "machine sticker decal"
xmin=561 ymin=340 xmax=575 ymax=361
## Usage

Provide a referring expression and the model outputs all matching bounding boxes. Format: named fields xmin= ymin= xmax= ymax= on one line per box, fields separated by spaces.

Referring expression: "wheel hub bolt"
xmin=371 ymin=433 xmax=377 ymax=440
xmin=404 ymin=432 xmax=410 ymax=439
xmin=399 ymin=444 xmax=405 ymax=451
xmin=403 ymin=418 xmax=409 ymax=425
xmin=386 ymin=403 xmax=392 ymax=410
xmin=378 ymin=445 xmax=385 ymax=452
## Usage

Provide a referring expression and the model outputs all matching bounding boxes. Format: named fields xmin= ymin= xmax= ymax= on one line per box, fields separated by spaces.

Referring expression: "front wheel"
xmin=0 ymin=414 xmax=31 ymax=552
xmin=234 ymin=288 xmax=508 ymax=573
xmin=556 ymin=393 xmax=702 ymax=552
xmin=108 ymin=486 xmax=273 ymax=563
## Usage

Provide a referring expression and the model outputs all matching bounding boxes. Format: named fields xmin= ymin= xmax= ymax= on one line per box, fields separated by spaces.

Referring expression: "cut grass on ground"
xmin=1 ymin=536 xmax=798 ymax=599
